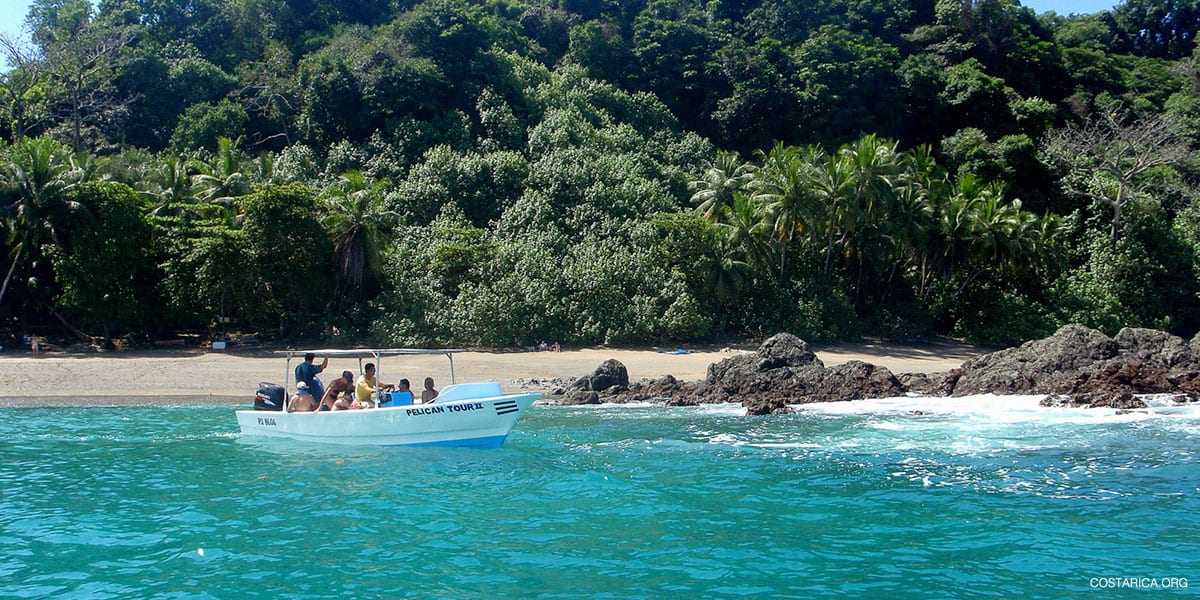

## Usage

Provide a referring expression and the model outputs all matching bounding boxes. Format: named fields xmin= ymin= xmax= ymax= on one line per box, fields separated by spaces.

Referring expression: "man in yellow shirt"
xmin=355 ymin=362 xmax=379 ymax=408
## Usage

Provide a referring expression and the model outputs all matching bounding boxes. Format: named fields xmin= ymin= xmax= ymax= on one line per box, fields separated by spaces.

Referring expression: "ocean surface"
xmin=1 ymin=395 xmax=1197 ymax=599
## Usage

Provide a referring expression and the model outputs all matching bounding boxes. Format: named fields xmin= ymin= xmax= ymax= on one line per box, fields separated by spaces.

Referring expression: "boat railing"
xmin=279 ymin=348 xmax=465 ymax=411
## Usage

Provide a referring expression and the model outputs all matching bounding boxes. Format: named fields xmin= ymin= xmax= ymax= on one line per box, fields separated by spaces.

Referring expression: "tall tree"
xmin=321 ymin=170 xmax=397 ymax=298
xmin=191 ymin=136 xmax=251 ymax=212
xmin=689 ymin=150 xmax=755 ymax=224
xmin=0 ymin=34 xmax=47 ymax=142
xmin=751 ymin=142 xmax=825 ymax=277
xmin=1109 ymin=0 xmax=1199 ymax=60
xmin=48 ymin=181 xmax=151 ymax=339
xmin=32 ymin=0 xmax=136 ymax=152
xmin=0 ymin=136 xmax=81 ymax=307
xmin=1041 ymin=111 xmax=1194 ymax=239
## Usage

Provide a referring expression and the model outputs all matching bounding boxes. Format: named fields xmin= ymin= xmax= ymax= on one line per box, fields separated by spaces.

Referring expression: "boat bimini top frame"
xmin=279 ymin=348 xmax=465 ymax=393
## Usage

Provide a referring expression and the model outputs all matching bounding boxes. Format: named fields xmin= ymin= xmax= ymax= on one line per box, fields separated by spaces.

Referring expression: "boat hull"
xmin=235 ymin=393 xmax=538 ymax=447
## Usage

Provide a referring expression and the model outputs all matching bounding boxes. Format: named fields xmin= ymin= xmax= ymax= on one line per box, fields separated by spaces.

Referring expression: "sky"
xmin=1 ymin=1 xmax=32 ymax=40
xmin=1022 ymin=0 xmax=1119 ymax=15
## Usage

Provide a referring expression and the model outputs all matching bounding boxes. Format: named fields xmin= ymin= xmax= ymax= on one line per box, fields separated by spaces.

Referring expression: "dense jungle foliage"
xmin=0 ymin=0 xmax=1198 ymax=348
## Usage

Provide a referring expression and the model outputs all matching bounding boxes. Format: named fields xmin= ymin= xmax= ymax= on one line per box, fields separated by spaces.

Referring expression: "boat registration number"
xmin=257 ymin=417 xmax=277 ymax=426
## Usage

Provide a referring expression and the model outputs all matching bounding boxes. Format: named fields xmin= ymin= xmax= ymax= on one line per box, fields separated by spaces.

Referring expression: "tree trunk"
xmin=0 ymin=236 xmax=28 ymax=308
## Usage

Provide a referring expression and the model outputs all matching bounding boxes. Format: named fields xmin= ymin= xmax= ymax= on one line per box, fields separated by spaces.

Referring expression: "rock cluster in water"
xmin=557 ymin=324 xmax=1200 ymax=414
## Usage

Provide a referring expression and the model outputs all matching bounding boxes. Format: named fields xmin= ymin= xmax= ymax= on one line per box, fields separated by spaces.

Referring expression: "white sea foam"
xmin=797 ymin=394 xmax=1200 ymax=425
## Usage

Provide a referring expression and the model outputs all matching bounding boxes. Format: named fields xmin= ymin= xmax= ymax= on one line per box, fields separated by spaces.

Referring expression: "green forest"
xmin=0 ymin=0 xmax=1198 ymax=349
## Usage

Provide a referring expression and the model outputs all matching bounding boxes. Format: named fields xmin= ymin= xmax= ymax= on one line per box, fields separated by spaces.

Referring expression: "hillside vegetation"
xmin=0 ymin=0 xmax=1198 ymax=348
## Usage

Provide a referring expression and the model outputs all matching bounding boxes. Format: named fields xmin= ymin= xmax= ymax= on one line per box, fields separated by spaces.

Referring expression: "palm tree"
xmin=809 ymin=147 xmax=854 ymax=274
xmin=690 ymin=150 xmax=757 ymax=224
xmin=715 ymin=191 xmax=772 ymax=275
xmin=835 ymin=134 xmax=902 ymax=289
xmin=751 ymin=142 xmax=825 ymax=277
xmin=191 ymin=137 xmax=252 ymax=212
xmin=141 ymin=156 xmax=196 ymax=218
xmin=0 ymin=137 xmax=83 ymax=307
xmin=247 ymin=151 xmax=286 ymax=186
xmin=321 ymin=170 xmax=397 ymax=297
xmin=885 ymin=182 xmax=935 ymax=294
xmin=967 ymin=183 xmax=1022 ymax=266
xmin=928 ymin=176 xmax=982 ymax=296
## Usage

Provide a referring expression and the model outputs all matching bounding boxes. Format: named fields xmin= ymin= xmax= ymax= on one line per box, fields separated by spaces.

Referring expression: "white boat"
xmin=235 ymin=348 xmax=539 ymax=447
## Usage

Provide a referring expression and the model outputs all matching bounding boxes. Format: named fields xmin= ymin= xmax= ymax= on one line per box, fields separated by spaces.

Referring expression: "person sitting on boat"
xmin=397 ymin=378 xmax=414 ymax=397
xmin=288 ymin=381 xmax=318 ymax=412
xmin=333 ymin=394 xmax=363 ymax=410
xmin=316 ymin=371 xmax=358 ymax=411
xmin=295 ymin=353 xmax=328 ymax=403
xmin=421 ymin=377 xmax=439 ymax=403
xmin=355 ymin=363 xmax=380 ymax=408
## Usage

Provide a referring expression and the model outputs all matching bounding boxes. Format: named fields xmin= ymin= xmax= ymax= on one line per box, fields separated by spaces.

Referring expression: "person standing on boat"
xmin=288 ymin=381 xmax=318 ymax=412
xmin=295 ymin=353 xmax=327 ymax=402
xmin=421 ymin=377 xmax=439 ymax=403
xmin=317 ymin=371 xmax=359 ymax=411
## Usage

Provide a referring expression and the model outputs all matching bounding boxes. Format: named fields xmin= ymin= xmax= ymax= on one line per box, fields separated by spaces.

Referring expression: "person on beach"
xmin=316 ymin=371 xmax=359 ymax=411
xmin=295 ymin=353 xmax=327 ymax=402
xmin=288 ymin=381 xmax=318 ymax=412
xmin=421 ymin=377 xmax=438 ymax=403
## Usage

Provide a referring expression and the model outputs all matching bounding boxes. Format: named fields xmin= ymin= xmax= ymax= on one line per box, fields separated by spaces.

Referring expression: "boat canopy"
xmin=279 ymin=348 xmax=466 ymax=389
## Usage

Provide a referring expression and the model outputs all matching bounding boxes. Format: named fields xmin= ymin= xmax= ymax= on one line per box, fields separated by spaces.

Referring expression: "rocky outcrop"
xmin=560 ymin=359 xmax=632 ymax=405
xmin=559 ymin=333 xmax=904 ymax=413
xmin=950 ymin=324 xmax=1200 ymax=407
xmin=817 ymin=360 xmax=905 ymax=402
xmin=550 ymin=324 xmax=1200 ymax=412
xmin=952 ymin=324 xmax=1120 ymax=395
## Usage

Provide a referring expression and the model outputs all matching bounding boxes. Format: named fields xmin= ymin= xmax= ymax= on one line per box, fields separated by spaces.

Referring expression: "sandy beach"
xmin=0 ymin=339 xmax=985 ymax=407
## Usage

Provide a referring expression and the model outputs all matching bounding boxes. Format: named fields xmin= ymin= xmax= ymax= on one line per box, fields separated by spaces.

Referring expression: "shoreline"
xmin=0 ymin=340 xmax=984 ymax=408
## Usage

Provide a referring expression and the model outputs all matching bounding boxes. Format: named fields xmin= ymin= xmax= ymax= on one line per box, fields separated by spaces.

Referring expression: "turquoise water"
xmin=1 ymin=396 xmax=1197 ymax=598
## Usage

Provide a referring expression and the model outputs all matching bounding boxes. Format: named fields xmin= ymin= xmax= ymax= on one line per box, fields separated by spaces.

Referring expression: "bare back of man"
xmin=288 ymin=392 xmax=317 ymax=412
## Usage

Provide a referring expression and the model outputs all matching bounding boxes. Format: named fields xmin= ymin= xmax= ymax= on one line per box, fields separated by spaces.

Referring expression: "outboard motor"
xmin=254 ymin=382 xmax=286 ymax=411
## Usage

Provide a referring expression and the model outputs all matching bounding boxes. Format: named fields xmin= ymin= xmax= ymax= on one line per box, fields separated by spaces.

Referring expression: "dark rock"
xmin=1067 ymin=361 xmax=1176 ymax=395
xmin=897 ymin=372 xmax=930 ymax=392
xmin=805 ymin=360 xmax=904 ymax=403
xmin=560 ymin=391 xmax=601 ymax=405
xmin=744 ymin=397 xmax=794 ymax=415
xmin=953 ymin=324 xmax=1119 ymax=395
xmin=1040 ymin=392 xmax=1148 ymax=409
xmin=1113 ymin=327 xmax=1193 ymax=369
xmin=570 ymin=359 xmax=629 ymax=392
xmin=707 ymin=333 xmax=821 ymax=385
